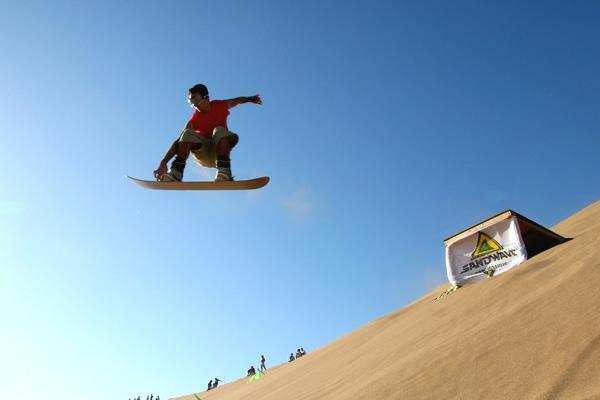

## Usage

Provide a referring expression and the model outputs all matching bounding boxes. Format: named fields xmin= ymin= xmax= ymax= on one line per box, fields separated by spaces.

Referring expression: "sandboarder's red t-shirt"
xmin=189 ymin=100 xmax=230 ymax=138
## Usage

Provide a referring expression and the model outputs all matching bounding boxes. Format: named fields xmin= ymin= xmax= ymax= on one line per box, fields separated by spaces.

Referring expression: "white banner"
xmin=446 ymin=216 xmax=528 ymax=285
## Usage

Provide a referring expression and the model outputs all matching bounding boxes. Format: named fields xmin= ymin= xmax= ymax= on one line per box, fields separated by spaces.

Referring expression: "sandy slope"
xmin=173 ymin=200 xmax=600 ymax=400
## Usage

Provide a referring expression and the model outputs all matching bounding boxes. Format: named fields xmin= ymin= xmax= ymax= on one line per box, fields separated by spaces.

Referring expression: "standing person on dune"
xmin=260 ymin=355 xmax=267 ymax=372
xmin=154 ymin=83 xmax=262 ymax=182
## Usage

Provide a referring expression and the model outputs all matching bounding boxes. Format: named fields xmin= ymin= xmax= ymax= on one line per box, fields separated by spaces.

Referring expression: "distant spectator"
xmin=260 ymin=355 xmax=267 ymax=372
xmin=207 ymin=380 xmax=213 ymax=391
xmin=213 ymin=377 xmax=222 ymax=388
xmin=247 ymin=365 xmax=256 ymax=376
xmin=296 ymin=349 xmax=302 ymax=358
xmin=300 ymin=348 xmax=306 ymax=356
xmin=131 ymin=395 xmax=160 ymax=400
xmin=289 ymin=353 xmax=295 ymax=362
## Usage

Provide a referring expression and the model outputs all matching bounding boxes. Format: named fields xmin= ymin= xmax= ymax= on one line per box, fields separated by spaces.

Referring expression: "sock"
xmin=216 ymin=155 xmax=231 ymax=169
xmin=171 ymin=159 xmax=186 ymax=174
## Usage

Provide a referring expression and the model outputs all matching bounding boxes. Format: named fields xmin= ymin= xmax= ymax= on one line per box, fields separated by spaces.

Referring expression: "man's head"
xmin=188 ymin=83 xmax=210 ymax=110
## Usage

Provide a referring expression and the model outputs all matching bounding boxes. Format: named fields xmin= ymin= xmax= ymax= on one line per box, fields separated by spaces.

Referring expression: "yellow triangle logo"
xmin=471 ymin=232 xmax=503 ymax=258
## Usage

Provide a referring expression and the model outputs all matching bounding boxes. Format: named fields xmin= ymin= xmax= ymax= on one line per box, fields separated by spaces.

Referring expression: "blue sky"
xmin=1 ymin=1 xmax=599 ymax=399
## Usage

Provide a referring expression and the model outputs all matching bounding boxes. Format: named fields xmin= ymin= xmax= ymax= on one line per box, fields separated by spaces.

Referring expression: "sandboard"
xmin=127 ymin=176 xmax=269 ymax=191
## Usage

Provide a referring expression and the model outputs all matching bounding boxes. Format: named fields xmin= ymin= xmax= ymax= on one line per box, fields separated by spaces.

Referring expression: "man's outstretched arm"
xmin=225 ymin=95 xmax=262 ymax=109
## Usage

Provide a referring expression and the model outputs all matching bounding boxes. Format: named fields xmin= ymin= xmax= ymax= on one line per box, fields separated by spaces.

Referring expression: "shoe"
xmin=160 ymin=169 xmax=183 ymax=182
xmin=215 ymin=167 xmax=233 ymax=181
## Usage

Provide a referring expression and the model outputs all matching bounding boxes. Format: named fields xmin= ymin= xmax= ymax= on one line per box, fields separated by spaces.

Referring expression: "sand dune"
xmin=173 ymin=200 xmax=600 ymax=400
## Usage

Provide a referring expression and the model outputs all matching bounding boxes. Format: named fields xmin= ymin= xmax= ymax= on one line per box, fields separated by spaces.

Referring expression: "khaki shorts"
xmin=179 ymin=126 xmax=239 ymax=168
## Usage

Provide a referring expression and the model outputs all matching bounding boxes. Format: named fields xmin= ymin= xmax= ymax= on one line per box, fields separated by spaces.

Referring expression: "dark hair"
xmin=189 ymin=84 xmax=209 ymax=97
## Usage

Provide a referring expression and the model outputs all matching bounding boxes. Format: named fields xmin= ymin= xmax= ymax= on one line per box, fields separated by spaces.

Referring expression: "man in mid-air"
xmin=154 ymin=83 xmax=262 ymax=182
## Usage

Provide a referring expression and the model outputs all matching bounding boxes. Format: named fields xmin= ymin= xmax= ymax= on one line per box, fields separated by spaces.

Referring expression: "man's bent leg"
xmin=164 ymin=141 xmax=191 ymax=181
xmin=216 ymin=136 xmax=231 ymax=156
xmin=162 ymin=129 xmax=204 ymax=182
xmin=212 ymin=126 xmax=237 ymax=181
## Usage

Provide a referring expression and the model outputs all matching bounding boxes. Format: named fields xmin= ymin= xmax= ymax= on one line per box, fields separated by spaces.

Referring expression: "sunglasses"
xmin=188 ymin=93 xmax=208 ymax=107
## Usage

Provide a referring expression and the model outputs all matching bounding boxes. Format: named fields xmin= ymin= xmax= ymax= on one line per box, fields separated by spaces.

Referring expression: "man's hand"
xmin=153 ymin=162 xmax=168 ymax=181
xmin=249 ymin=95 xmax=262 ymax=105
